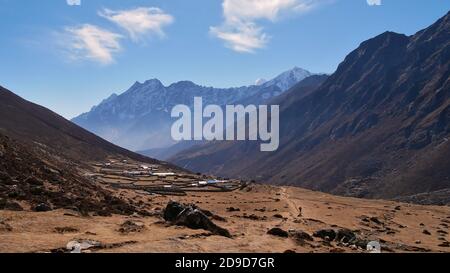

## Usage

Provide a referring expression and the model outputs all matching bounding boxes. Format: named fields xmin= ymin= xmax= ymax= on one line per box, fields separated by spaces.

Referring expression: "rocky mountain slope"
xmin=72 ymin=68 xmax=313 ymax=151
xmin=0 ymin=86 xmax=178 ymax=214
xmin=0 ymin=133 xmax=144 ymax=215
xmin=0 ymin=87 xmax=159 ymax=165
xmin=171 ymin=11 xmax=450 ymax=203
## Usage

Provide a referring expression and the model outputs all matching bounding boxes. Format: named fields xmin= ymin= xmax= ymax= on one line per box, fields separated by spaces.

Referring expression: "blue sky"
xmin=0 ymin=0 xmax=448 ymax=119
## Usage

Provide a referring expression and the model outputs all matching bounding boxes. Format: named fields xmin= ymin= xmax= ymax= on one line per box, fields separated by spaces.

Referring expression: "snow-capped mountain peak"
xmin=262 ymin=67 xmax=313 ymax=91
xmin=255 ymin=78 xmax=267 ymax=86
xmin=72 ymin=67 xmax=315 ymax=151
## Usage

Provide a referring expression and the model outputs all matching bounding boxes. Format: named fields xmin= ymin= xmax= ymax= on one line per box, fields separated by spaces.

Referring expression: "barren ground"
xmin=1 ymin=184 xmax=450 ymax=253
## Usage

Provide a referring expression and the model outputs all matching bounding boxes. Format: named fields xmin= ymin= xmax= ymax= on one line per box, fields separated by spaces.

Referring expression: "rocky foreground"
xmin=1 ymin=184 xmax=450 ymax=253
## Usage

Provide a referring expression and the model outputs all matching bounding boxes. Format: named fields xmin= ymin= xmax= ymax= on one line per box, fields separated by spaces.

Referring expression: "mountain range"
xmin=72 ymin=67 xmax=314 ymax=152
xmin=171 ymin=11 xmax=450 ymax=204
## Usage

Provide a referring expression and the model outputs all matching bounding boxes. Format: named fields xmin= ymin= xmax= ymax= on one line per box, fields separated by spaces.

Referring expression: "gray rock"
xmin=336 ymin=228 xmax=357 ymax=244
xmin=267 ymin=227 xmax=289 ymax=238
xmin=313 ymin=229 xmax=337 ymax=241
xmin=34 ymin=203 xmax=52 ymax=212
xmin=289 ymin=230 xmax=313 ymax=243
xmin=163 ymin=201 xmax=231 ymax=238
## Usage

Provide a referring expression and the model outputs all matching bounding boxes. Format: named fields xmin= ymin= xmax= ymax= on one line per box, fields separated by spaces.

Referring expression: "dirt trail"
xmin=279 ymin=187 xmax=302 ymax=218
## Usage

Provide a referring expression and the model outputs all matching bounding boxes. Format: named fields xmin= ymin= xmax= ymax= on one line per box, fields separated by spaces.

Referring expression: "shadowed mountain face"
xmin=171 ymin=12 xmax=450 ymax=202
xmin=72 ymin=68 xmax=313 ymax=151
xmin=0 ymin=87 xmax=159 ymax=165
xmin=0 ymin=86 xmax=172 ymax=214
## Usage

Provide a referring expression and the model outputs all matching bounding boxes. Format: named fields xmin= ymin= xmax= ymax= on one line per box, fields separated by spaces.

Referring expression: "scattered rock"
xmin=394 ymin=206 xmax=401 ymax=211
xmin=438 ymin=242 xmax=450 ymax=248
xmin=66 ymin=239 xmax=101 ymax=253
xmin=313 ymin=229 xmax=337 ymax=241
xmin=57 ymin=239 xmax=138 ymax=253
xmin=118 ymin=220 xmax=145 ymax=234
xmin=423 ymin=229 xmax=431 ymax=235
xmin=267 ymin=227 xmax=289 ymax=238
xmin=289 ymin=230 xmax=313 ymax=243
xmin=361 ymin=216 xmax=370 ymax=223
xmin=370 ymin=217 xmax=383 ymax=225
xmin=33 ymin=203 xmax=52 ymax=212
xmin=273 ymin=214 xmax=284 ymax=219
xmin=240 ymin=214 xmax=267 ymax=221
xmin=163 ymin=201 xmax=231 ymax=238
xmin=181 ymin=232 xmax=213 ymax=239
xmin=54 ymin=227 xmax=79 ymax=234
xmin=226 ymin=207 xmax=240 ymax=212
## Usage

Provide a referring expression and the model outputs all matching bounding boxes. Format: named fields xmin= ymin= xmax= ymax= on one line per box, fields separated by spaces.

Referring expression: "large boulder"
xmin=163 ymin=201 xmax=231 ymax=238
xmin=33 ymin=203 xmax=52 ymax=212
xmin=267 ymin=227 xmax=289 ymax=238
xmin=289 ymin=230 xmax=314 ymax=243
xmin=313 ymin=229 xmax=337 ymax=241
xmin=163 ymin=200 xmax=186 ymax=221
xmin=336 ymin=228 xmax=357 ymax=244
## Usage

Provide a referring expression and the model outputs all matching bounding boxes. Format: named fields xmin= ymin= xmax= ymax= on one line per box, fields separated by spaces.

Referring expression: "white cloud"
xmin=99 ymin=7 xmax=174 ymax=42
xmin=64 ymin=24 xmax=123 ymax=65
xmin=211 ymin=0 xmax=319 ymax=53
xmin=210 ymin=22 xmax=268 ymax=53
xmin=66 ymin=0 xmax=81 ymax=6
xmin=367 ymin=0 xmax=381 ymax=6
xmin=222 ymin=0 xmax=300 ymax=22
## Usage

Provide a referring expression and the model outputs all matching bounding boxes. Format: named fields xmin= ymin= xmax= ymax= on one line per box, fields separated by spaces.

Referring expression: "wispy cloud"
xmin=210 ymin=22 xmax=269 ymax=53
xmin=367 ymin=0 xmax=382 ymax=6
xmin=60 ymin=6 xmax=173 ymax=65
xmin=210 ymin=0 xmax=320 ymax=53
xmin=66 ymin=0 xmax=81 ymax=6
xmin=64 ymin=24 xmax=123 ymax=65
xmin=99 ymin=7 xmax=174 ymax=42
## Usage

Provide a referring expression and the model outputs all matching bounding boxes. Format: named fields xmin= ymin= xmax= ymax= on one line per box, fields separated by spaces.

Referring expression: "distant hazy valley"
xmin=72 ymin=67 xmax=314 ymax=152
